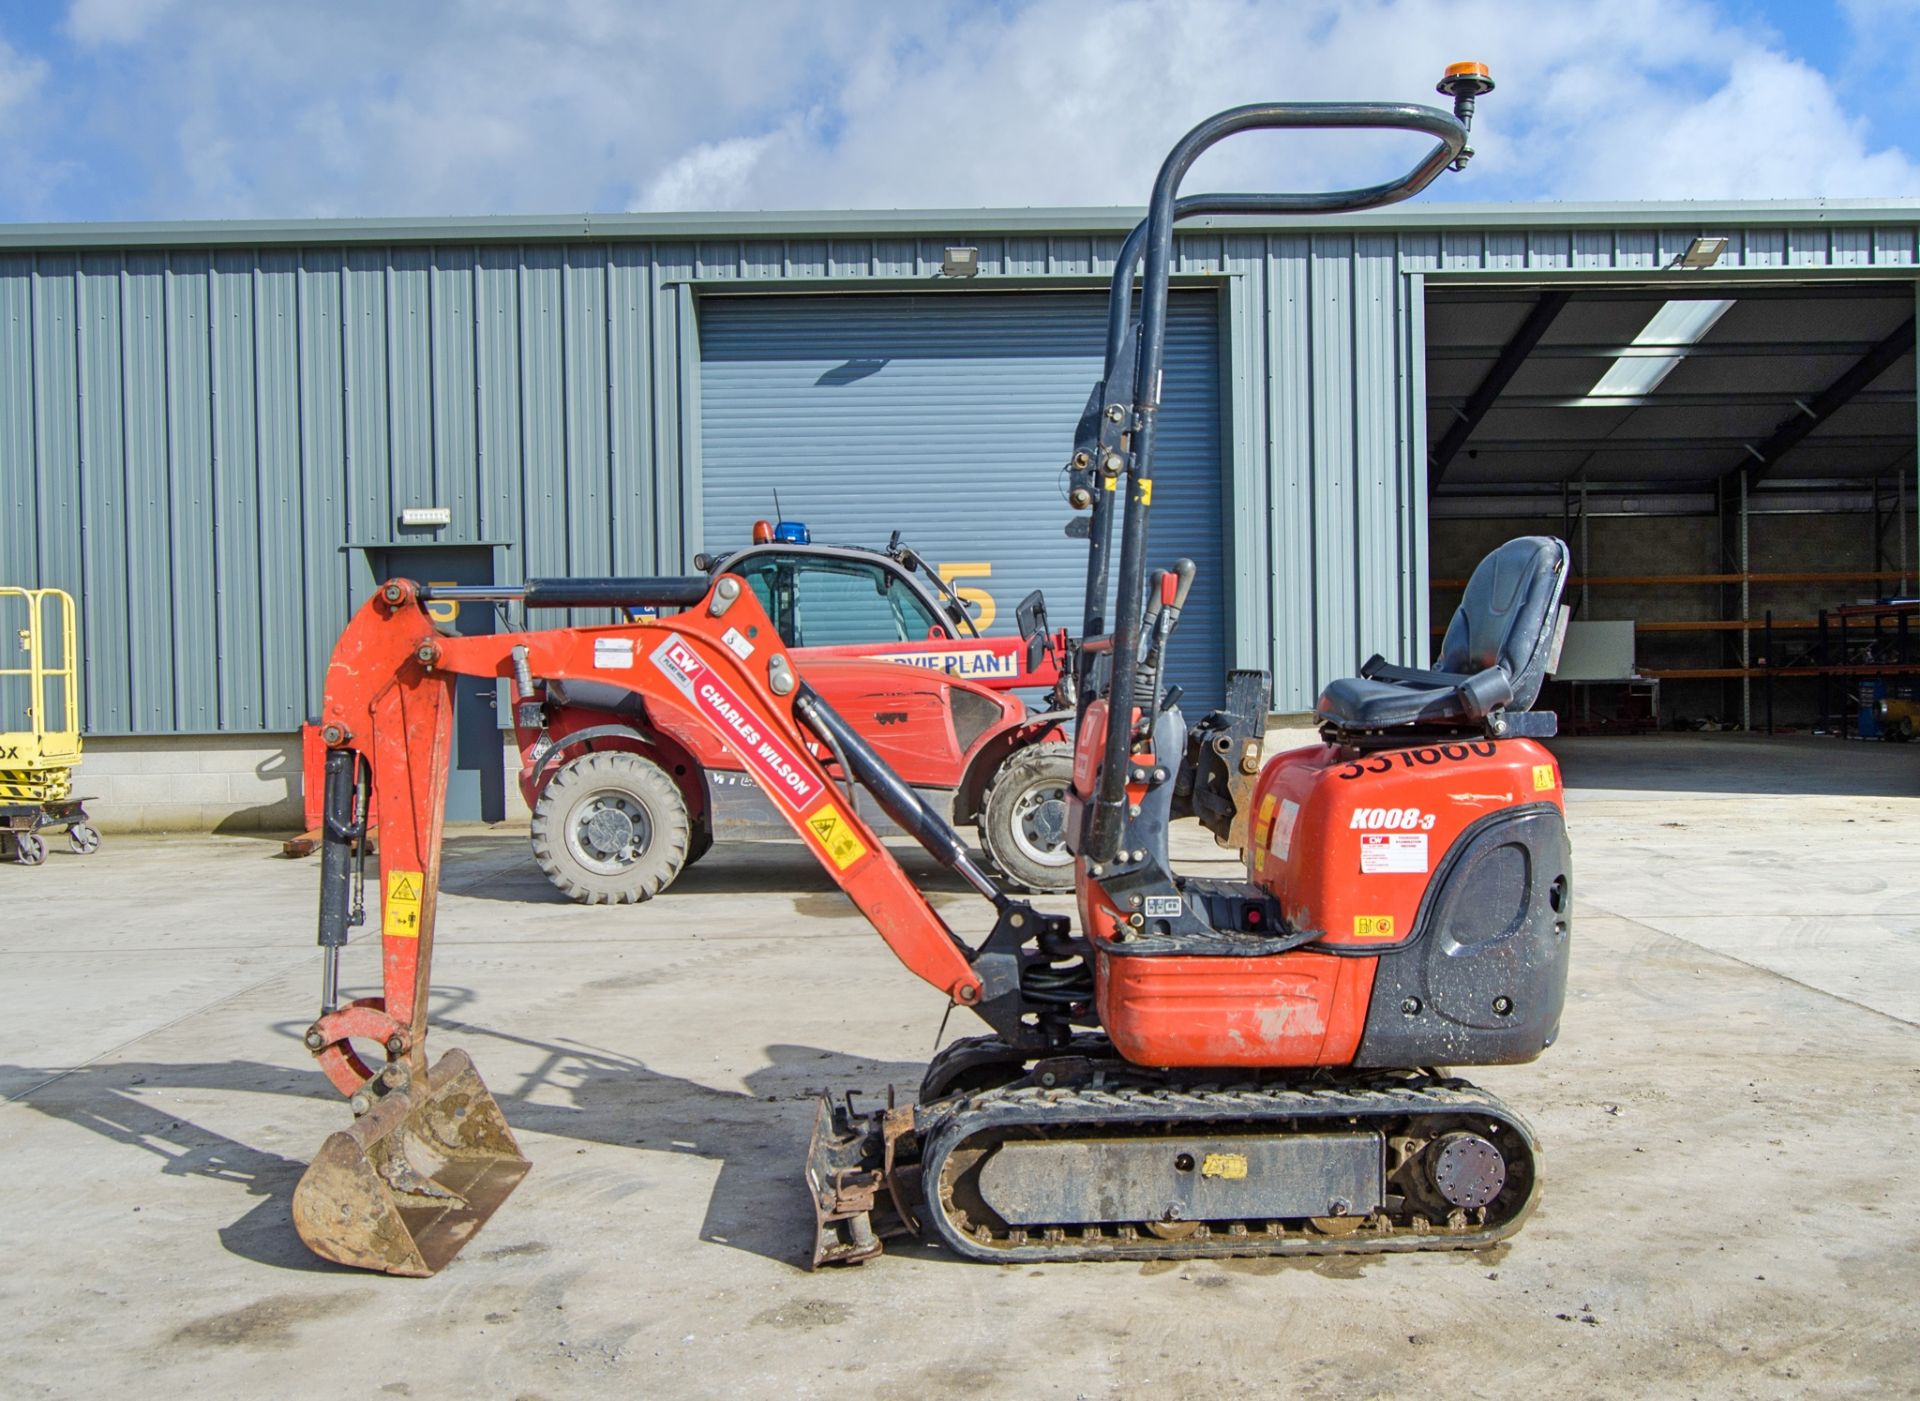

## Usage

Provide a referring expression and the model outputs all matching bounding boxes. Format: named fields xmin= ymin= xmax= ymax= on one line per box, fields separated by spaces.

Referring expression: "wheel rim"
xmin=68 ymin=825 xmax=99 ymax=854
xmin=1007 ymin=775 xmax=1072 ymax=868
xmin=17 ymin=835 xmax=45 ymax=866
xmin=564 ymin=789 xmax=654 ymax=875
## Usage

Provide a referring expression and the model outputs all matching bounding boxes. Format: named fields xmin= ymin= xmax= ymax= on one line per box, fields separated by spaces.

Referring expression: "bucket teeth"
xmin=293 ymin=1049 xmax=529 ymax=1277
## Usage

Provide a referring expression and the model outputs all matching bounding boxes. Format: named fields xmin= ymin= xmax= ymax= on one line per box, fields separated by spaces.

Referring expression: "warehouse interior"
xmin=1424 ymin=273 xmax=1917 ymax=734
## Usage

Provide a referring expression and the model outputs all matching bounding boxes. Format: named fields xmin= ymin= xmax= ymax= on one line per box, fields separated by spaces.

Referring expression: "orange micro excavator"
xmin=290 ymin=64 xmax=1577 ymax=1276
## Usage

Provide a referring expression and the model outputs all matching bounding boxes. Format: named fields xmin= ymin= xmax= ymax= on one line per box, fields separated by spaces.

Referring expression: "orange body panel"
xmin=1091 ymin=735 xmax=1562 ymax=1069
xmin=1095 ymin=949 xmax=1375 ymax=1068
xmin=1249 ymin=738 xmax=1562 ymax=946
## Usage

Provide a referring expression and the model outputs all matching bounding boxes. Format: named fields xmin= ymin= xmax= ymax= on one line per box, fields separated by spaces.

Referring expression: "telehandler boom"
xmin=292 ymin=64 xmax=1576 ymax=1276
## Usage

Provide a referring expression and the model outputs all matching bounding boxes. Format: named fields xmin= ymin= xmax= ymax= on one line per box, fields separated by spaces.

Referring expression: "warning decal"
xmin=805 ymin=805 xmax=869 ymax=871
xmin=384 ymin=870 xmax=424 ymax=939
xmin=649 ymin=633 xmax=821 ymax=813
xmin=1353 ymin=915 xmax=1397 ymax=940
xmin=1532 ymin=763 xmax=1556 ymax=792
xmin=1252 ymin=794 xmax=1276 ymax=873
xmin=1270 ymin=798 xmax=1301 ymax=862
xmin=1360 ymin=832 xmax=1428 ymax=874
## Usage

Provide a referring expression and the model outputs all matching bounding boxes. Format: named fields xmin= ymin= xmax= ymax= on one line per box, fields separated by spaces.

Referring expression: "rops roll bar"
xmin=1080 ymin=67 xmax=1491 ymax=863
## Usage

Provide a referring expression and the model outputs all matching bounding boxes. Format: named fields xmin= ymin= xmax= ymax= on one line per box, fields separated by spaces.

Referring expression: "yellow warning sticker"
xmin=805 ymin=806 xmax=869 ymax=871
xmin=1251 ymin=793 xmax=1277 ymax=874
xmin=1353 ymin=914 xmax=1397 ymax=940
xmin=1532 ymin=763 xmax=1556 ymax=792
xmin=384 ymin=870 xmax=424 ymax=939
xmin=1136 ymin=479 xmax=1153 ymax=504
xmin=1201 ymin=1152 xmax=1249 ymax=1180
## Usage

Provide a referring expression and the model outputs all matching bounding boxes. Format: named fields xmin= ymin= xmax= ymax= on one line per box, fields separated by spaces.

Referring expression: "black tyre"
xmin=530 ymin=751 xmax=691 ymax=904
xmin=67 ymin=823 xmax=101 ymax=855
xmin=977 ymin=741 xmax=1075 ymax=894
xmin=14 ymin=833 xmax=46 ymax=867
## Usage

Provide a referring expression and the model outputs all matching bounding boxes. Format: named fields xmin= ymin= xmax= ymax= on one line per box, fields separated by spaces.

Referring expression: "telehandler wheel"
xmin=530 ymin=751 xmax=691 ymax=904
xmin=978 ymin=741 xmax=1075 ymax=894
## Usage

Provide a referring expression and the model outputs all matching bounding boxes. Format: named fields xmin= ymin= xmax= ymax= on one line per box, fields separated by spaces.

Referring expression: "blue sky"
xmin=0 ymin=0 xmax=1916 ymax=224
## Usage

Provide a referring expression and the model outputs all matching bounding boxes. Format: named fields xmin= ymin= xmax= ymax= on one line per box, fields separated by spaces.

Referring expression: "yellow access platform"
xmin=1 ymin=587 xmax=99 ymax=865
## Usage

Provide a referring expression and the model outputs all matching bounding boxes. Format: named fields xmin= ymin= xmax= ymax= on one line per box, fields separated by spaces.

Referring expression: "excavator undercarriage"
xmin=810 ymin=1042 xmax=1539 ymax=1268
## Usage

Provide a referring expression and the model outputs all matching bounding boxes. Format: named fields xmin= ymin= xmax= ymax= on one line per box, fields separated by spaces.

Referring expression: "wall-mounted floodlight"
xmin=941 ymin=246 xmax=980 ymax=278
xmin=399 ymin=506 xmax=452 ymax=528
xmin=1678 ymin=236 xmax=1728 ymax=269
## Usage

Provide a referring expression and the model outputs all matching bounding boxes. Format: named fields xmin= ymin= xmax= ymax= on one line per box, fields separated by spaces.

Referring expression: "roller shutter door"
xmin=698 ymin=290 xmax=1226 ymax=710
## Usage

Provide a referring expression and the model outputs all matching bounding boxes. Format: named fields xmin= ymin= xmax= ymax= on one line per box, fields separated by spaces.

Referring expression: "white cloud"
xmin=13 ymin=0 xmax=1920 ymax=222
xmin=0 ymin=34 xmax=46 ymax=120
xmin=64 ymin=0 xmax=177 ymax=46
xmin=634 ymin=135 xmax=776 ymax=213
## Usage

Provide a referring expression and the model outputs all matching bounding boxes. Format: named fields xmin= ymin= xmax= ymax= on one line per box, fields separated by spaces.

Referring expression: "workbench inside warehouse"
xmin=1429 ymin=568 xmax=1917 ymax=737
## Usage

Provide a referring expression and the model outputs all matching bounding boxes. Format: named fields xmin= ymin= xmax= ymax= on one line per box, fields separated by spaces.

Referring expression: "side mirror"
xmin=1015 ymin=589 xmax=1050 ymax=673
xmin=1015 ymin=589 xmax=1047 ymax=641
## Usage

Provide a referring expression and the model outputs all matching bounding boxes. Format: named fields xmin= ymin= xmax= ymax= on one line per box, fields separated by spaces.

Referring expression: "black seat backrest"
xmin=1435 ymin=536 xmax=1569 ymax=713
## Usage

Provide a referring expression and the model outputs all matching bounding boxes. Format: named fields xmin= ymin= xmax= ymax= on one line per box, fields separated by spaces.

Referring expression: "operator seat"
xmin=1316 ymin=536 xmax=1569 ymax=742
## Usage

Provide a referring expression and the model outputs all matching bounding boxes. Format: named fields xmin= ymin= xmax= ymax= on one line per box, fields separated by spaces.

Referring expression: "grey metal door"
xmin=366 ymin=545 xmax=504 ymax=823
xmin=698 ymin=290 xmax=1227 ymax=710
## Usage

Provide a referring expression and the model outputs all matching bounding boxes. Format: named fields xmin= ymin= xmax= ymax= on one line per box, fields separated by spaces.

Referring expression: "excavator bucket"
xmin=292 ymin=1049 xmax=529 ymax=1277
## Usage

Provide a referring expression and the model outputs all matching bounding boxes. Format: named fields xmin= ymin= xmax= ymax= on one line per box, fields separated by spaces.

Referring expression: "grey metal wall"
xmin=0 ymin=245 xmax=697 ymax=734
xmin=2 ymin=213 xmax=1915 ymax=733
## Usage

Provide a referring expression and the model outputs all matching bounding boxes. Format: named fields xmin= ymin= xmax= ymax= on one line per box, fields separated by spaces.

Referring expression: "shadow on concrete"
xmin=3 ymin=1057 xmax=353 ymax=1273
xmin=209 ymin=748 xmax=304 ymax=837
xmin=1547 ymin=733 xmax=1920 ymax=799
xmin=4 ymin=1021 xmax=932 ymax=1275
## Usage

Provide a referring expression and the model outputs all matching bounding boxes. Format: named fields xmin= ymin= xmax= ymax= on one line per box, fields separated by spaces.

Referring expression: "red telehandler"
xmin=292 ymin=65 xmax=1576 ymax=1277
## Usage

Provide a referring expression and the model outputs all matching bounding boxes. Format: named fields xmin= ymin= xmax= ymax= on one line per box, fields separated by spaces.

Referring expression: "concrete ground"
xmin=2 ymin=734 xmax=1917 ymax=1400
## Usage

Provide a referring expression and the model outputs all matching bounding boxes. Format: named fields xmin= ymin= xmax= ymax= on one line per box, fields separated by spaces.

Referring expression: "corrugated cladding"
xmin=0 ymin=214 xmax=1914 ymax=732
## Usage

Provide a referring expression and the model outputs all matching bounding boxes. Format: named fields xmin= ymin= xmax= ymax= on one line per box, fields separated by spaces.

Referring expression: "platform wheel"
xmin=67 ymin=823 xmax=101 ymax=855
xmin=14 ymin=833 xmax=46 ymax=867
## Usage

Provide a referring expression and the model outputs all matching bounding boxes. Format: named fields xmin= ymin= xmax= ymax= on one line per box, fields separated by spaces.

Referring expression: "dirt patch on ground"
xmin=169 ymin=1291 xmax=366 ymax=1349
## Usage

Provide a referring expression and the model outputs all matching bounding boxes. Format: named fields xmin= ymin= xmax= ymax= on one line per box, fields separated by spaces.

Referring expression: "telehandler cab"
xmin=291 ymin=65 xmax=1576 ymax=1277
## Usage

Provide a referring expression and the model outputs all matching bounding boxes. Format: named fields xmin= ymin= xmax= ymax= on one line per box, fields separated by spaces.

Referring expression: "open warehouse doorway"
xmin=1424 ymin=276 xmax=1917 ymax=736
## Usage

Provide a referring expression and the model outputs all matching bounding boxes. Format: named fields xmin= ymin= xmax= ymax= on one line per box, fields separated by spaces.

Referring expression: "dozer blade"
xmin=292 ymin=1048 xmax=530 ymax=1277
xmin=803 ymin=1094 xmax=917 ymax=1269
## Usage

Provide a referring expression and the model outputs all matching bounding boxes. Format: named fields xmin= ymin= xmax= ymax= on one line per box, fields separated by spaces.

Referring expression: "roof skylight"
xmin=1586 ymin=298 xmax=1735 ymax=399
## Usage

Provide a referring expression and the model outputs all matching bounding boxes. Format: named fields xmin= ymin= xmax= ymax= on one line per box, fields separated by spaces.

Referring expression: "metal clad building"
xmin=0 ymin=204 xmax=1915 ymax=824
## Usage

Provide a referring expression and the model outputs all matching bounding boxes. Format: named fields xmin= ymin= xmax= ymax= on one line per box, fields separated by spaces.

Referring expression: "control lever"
xmin=1139 ymin=558 xmax=1197 ymax=726
xmin=1140 ymin=569 xmax=1167 ymax=650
